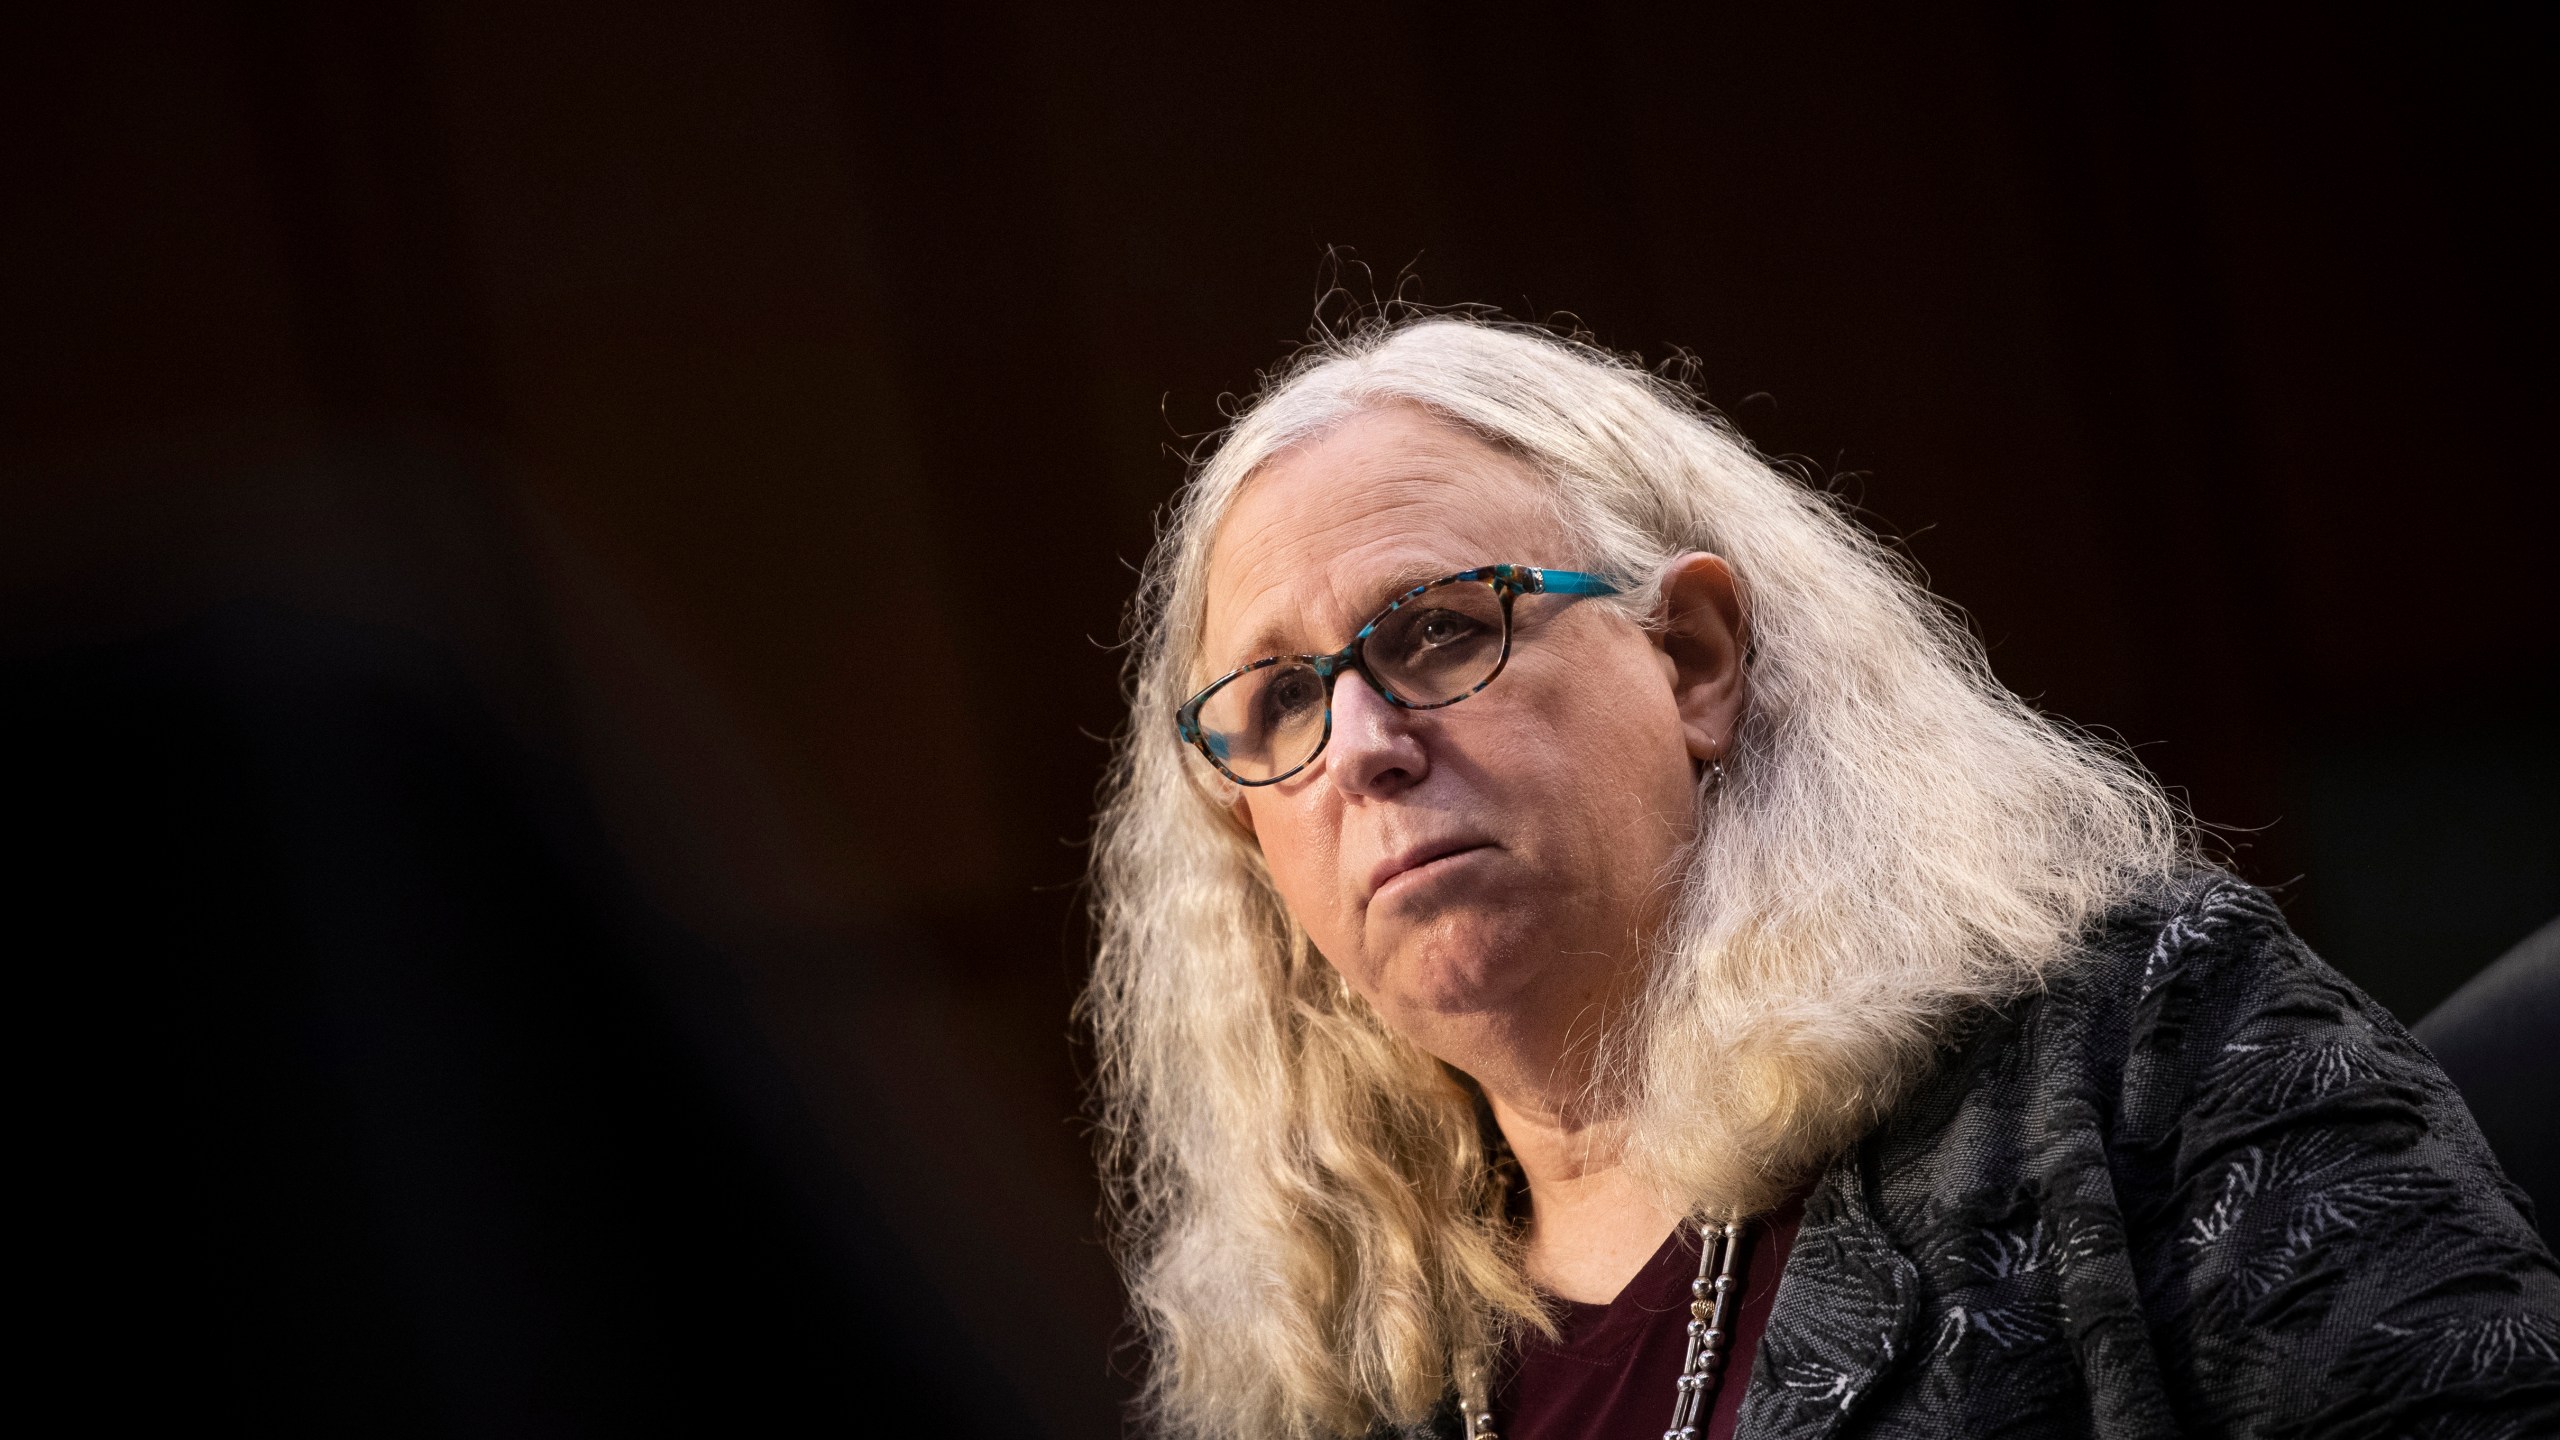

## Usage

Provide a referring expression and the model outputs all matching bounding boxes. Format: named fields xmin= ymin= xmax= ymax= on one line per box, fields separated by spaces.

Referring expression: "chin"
xmin=1378 ymin=914 xmax=1549 ymax=1017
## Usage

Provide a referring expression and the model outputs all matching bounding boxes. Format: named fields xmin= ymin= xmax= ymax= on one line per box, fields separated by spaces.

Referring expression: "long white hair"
xmin=1084 ymin=316 xmax=2184 ymax=1439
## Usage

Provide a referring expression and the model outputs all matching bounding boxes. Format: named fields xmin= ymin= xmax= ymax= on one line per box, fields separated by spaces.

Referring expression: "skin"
xmin=1200 ymin=404 xmax=1749 ymax=1303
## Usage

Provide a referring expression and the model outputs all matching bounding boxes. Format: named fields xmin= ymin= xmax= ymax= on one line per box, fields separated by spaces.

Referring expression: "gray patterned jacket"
xmin=1408 ymin=873 xmax=2560 ymax=1438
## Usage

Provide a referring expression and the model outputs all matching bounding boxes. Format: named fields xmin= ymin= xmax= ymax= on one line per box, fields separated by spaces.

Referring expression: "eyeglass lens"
xmin=1192 ymin=581 xmax=1509 ymax=782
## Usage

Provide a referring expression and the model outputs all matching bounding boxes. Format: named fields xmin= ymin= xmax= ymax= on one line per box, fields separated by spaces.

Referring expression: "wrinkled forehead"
xmin=1197 ymin=406 xmax=1571 ymax=673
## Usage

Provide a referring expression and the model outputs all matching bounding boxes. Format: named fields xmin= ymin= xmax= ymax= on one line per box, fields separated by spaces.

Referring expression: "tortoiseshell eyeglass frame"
xmin=1174 ymin=563 xmax=1624 ymax=787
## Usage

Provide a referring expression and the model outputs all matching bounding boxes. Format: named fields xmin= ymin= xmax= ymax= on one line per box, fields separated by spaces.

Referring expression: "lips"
xmin=1365 ymin=837 xmax=1495 ymax=903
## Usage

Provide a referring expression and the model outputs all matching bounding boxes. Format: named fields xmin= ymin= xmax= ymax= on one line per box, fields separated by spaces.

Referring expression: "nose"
xmin=1323 ymin=669 xmax=1429 ymax=798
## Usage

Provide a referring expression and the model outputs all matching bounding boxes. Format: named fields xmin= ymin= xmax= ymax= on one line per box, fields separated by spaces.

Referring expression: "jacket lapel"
xmin=1734 ymin=1149 xmax=1920 ymax=1439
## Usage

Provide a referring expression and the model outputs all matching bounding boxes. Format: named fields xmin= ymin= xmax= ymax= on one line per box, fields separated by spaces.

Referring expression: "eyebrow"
xmin=1226 ymin=559 xmax=1473 ymax=667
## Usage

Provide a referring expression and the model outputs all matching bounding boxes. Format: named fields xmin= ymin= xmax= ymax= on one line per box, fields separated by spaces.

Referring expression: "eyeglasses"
xmin=1176 ymin=563 xmax=1624 ymax=786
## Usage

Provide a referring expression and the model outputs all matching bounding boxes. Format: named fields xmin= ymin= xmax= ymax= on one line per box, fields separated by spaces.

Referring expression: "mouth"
xmin=1366 ymin=838 xmax=1496 ymax=904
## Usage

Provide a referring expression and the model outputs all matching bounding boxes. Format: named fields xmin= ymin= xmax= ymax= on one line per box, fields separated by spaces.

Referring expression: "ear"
xmin=1655 ymin=552 xmax=1748 ymax=764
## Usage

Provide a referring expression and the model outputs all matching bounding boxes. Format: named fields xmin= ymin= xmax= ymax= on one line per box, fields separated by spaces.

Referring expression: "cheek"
xmin=1609 ymin=694 xmax=1699 ymax=807
xmin=1243 ymin=797 xmax=1350 ymax=933
xmin=1516 ymin=656 xmax=1697 ymax=838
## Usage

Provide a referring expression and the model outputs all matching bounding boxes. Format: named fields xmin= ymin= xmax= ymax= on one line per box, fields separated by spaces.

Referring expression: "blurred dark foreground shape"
xmin=7 ymin=462 xmax=1041 ymax=1435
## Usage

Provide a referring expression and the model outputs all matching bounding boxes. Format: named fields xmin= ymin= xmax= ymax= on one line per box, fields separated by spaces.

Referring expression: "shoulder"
xmin=2048 ymin=870 xmax=2508 ymax=1174
xmin=2024 ymin=868 xmax=2541 ymax=1245
xmin=2049 ymin=866 xmax=2297 ymax=1053
xmin=1870 ymin=869 xmax=2335 ymax=1200
xmin=1857 ymin=869 xmax=2560 ymax=1436
xmin=2110 ymin=873 xmax=2560 ymax=1431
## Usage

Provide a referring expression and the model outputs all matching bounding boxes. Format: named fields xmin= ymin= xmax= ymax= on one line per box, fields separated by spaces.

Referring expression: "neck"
xmin=1483 ymin=1082 xmax=1680 ymax=1305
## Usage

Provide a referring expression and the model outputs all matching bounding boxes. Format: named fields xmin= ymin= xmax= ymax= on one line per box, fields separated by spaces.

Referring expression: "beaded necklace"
xmin=1457 ymin=1218 xmax=1752 ymax=1440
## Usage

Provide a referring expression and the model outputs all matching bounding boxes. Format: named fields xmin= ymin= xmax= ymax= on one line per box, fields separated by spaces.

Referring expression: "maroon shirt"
xmin=1492 ymin=1194 xmax=1804 ymax=1440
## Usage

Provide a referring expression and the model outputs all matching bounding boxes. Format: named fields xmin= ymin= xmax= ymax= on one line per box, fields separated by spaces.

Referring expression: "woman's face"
xmin=1200 ymin=405 xmax=1736 ymax=1079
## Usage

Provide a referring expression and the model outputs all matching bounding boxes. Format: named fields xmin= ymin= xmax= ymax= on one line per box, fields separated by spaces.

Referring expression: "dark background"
xmin=8 ymin=3 xmax=2554 ymax=1435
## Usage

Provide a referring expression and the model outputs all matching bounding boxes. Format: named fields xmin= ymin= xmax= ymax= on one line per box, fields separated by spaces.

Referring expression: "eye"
xmin=1259 ymin=666 xmax=1326 ymax=725
xmin=1410 ymin=606 xmax=1486 ymax=650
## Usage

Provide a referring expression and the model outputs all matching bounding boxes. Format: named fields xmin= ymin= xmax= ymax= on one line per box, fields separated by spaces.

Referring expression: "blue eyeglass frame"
xmin=1175 ymin=563 xmax=1623 ymax=787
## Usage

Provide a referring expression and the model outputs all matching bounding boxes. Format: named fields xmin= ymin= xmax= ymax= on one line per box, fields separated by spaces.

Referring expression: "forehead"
xmin=1201 ymin=405 xmax=1567 ymax=666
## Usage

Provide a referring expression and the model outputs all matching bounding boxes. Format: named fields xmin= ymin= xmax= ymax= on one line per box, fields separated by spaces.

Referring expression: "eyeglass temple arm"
xmin=1531 ymin=568 xmax=1621 ymax=597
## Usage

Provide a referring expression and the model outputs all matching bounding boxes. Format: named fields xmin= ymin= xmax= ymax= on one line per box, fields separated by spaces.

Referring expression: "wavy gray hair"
xmin=1084 ymin=316 xmax=2184 ymax=1439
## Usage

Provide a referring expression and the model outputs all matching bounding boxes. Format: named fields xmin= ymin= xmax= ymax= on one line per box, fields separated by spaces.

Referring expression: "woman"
xmin=1084 ymin=316 xmax=2559 ymax=1439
